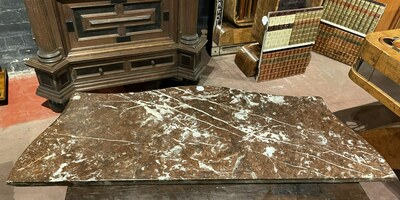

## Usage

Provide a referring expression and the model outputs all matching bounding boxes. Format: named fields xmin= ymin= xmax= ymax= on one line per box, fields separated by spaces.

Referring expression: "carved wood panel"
xmin=57 ymin=0 xmax=176 ymax=52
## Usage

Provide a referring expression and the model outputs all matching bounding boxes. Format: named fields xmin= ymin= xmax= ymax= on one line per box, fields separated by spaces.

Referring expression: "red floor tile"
xmin=0 ymin=74 xmax=59 ymax=129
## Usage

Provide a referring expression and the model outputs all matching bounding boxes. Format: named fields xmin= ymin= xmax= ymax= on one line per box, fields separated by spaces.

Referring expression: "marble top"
xmin=7 ymin=86 xmax=397 ymax=186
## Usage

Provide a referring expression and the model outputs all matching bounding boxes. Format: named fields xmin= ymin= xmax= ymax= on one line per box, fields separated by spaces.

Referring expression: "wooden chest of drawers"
xmin=24 ymin=0 xmax=207 ymax=109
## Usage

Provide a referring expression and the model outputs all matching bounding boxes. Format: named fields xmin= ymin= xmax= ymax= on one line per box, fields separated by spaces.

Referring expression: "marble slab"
xmin=7 ymin=86 xmax=397 ymax=186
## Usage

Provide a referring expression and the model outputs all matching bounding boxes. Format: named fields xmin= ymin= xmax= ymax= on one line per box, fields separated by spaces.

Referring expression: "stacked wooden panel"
xmin=224 ymin=0 xmax=259 ymax=26
xmin=313 ymin=23 xmax=364 ymax=66
xmin=258 ymin=45 xmax=312 ymax=81
xmin=314 ymin=0 xmax=385 ymax=66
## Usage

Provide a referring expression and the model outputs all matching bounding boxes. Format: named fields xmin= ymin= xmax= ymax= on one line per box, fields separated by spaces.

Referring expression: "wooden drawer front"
xmin=74 ymin=63 xmax=125 ymax=79
xmin=131 ymin=54 xmax=175 ymax=69
xmin=60 ymin=0 xmax=176 ymax=49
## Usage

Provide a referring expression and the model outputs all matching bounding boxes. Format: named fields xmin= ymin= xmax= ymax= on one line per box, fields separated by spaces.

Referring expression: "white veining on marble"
xmin=263 ymin=147 xmax=276 ymax=158
xmin=8 ymin=86 xmax=397 ymax=185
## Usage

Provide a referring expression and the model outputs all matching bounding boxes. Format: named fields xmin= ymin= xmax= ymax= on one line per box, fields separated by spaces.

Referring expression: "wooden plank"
xmin=65 ymin=183 xmax=370 ymax=200
xmin=214 ymin=22 xmax=256 ymax=46
xmin=359 ymin=29 xmax=400 ymax=84
xmin=251 ymin=0 xmax=280 ymax=44
xmin=0 ymin=69 xmax=7 ymax=103
xmin=349 ymin=67 xmax=400 ymax=116
xmin=390 ymin=9 xmax=400 ymax=29
xmin=375 ymin=0 xmax=400 ymax=31
xmin=234 ymin=43 xmax=260 ymax=77
xmin=360 ymin=124 xmax=400 ymax=169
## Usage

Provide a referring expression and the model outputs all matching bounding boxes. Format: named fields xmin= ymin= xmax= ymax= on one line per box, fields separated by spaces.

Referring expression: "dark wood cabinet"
xmin=24 ymin=0 xmax=207 ymax=105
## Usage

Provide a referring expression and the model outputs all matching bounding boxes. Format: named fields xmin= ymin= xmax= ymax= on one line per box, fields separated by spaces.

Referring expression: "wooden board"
xmin=390 ymin=9 xmax=400 ymax=29
xmin=349 ymin=68 xmax=400 ymax=117
xmin=359 ymin=29 xmax=400 ymax=84
xmin=65 ymin=183 xmax=370 ymax=200
xmin=214 ymin=22 xmax=256 ymax=46
xmin=251 ymin=0 xmax=280 ymax=44
xmin=0 ymin=69 xmax=7 ymax=102
xmin=224 ymin=0 xmax=257 ymax=27
xmin=360 ymin=124 xmax=400 ymax=169
xmin=234 ymin=43 xmax=260 ymax=77
xmin=375 ymin=0 xmax=400 ymax=31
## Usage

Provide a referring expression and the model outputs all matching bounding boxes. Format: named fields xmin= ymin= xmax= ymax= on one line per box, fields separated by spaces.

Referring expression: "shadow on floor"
xmin=333 ymin=102 xmax=400 ymax=132
xmin=0 ymin=161 xmax=15 ymax=200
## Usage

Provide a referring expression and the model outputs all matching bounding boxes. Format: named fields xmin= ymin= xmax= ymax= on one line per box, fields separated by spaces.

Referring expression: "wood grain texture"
xmin=214 ymin=22 xmax=256 ymax=46
xmin=223 ymin=0 xmax=257 ymax=27
xmin=375 ymin=0 xmax=400 ymax=31
xmin=24 ymin=0 xmax=62 ymax=62
xmin=390 ymin=9 xmax=400 ymax=29
xmin=179 ymin=0 xmax=199 ymax=44
xmin=234 ymin=43 xmax=260 ymax=77
xmin=306 ymin=0 xmax=323 ymax=7
xmin=349 ymin=68 xmax=400 ymax=117
xmin=23 ymin=0 xmax=207 ymax=105
xmin=359 ymin=29 xmax=400 ymax=84
xmin=360 ymin=124 xmax=400 ymax=169
xmin=251 ymin=0 xmax=280 ymax=44
xmin=0 ymin=70 xmax=6 ymax=101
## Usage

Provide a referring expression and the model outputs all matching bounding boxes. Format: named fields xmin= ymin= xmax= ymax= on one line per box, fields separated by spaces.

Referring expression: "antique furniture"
xmin=24 ymin=0 xmax=208 ymax=110
xmin=0 ymin=68 xmax=7 ymax=105
xmin=7 ymin=86 xmax=398 ymax=198
xmin=211 ymin=0 xmax=257 ymax=56
xmin=313 ymin=0 xmax=386 ymax=66
xmin=211 ymin=0 xmax=323 ymax=56
xmin=235 ymin=1 xmax=323 ymax=81
xmin=349 ymin=29 xmax=400 ymax=172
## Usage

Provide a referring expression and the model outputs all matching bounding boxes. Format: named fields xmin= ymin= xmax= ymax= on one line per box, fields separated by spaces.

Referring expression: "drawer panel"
xmin=74 ymin=63 xmax=125 ymax=79
xmin=60 ymin=0 xmax=177 ymax=51
xmin=131 ymin=54 xmax=175 ymax=69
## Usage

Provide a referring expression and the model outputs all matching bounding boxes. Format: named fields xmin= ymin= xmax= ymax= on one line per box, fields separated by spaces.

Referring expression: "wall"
xmin=0 ymin=0 xmax=36 ymax=73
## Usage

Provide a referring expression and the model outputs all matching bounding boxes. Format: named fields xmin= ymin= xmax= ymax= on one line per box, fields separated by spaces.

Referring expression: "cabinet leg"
xmin=182 ymin=78 xmax=200 ymax=86
xmin=48 ymin=100 xmax=68 ymax=113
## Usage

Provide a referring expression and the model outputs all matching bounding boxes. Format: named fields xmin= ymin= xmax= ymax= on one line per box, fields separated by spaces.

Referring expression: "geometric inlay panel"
xmin=72 ymin=2 xmax=161 ymax=38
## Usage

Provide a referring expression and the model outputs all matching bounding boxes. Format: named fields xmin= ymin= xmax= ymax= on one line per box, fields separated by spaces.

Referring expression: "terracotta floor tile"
xmin=0 ymin=74 xmax=59 ymax=129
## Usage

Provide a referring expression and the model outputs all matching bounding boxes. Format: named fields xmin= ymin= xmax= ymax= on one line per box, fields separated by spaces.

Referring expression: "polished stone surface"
xmin=7 ymin=86 xmax=397 ymax=186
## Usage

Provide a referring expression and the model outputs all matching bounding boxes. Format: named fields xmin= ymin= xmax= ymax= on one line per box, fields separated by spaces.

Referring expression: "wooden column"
xmin=24 ymin=0 xmax=62 ymax=63
xmin=179 ymin=0 xmax=200 ymax=45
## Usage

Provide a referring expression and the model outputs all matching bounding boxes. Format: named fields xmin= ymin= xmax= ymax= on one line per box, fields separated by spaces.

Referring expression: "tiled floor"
xmin=0 ymin=74 xmax=58 ymax=129
xmin=0 ymin=53 xmax=399 ymax=199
